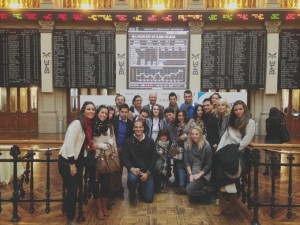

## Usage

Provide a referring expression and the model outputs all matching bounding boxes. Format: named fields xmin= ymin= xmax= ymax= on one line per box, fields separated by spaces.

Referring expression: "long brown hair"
xmin=228 ymin=100 xmax=251 ymax=137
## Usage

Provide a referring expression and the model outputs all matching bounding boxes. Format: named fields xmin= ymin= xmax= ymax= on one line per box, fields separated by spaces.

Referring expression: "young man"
xmin=112 ymin=103 xmax=134 ymax=199
xmin=167 ymin=92 xmax=179 ymax=112
xmin=122 ymin=120 xmax=157 ymax=206
xmin=113 ymin=95 xmax=134 ymax=120
xmin=164 ymin=107 xmax=176 ymax=145
xmin=136 ymin=108 xmax=150 ymax=136
xmin=203 ymin=98 xmax=219 ymax=150
xmin=180 ymin=90 xmax=198 ymax=118
xmin=143 ymin=92 xmax=164 ymax=112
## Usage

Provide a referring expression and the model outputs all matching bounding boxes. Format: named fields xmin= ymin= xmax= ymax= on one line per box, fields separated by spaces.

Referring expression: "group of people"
xmin=58 ymin=90 xmax=258 ymax=225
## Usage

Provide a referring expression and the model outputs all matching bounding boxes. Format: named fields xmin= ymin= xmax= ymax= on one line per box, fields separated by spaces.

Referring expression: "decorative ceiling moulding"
xmin=265 ymin=20 xmax=282 ymax=33
xmin=38 ymin=20 xmax=55 ymax=32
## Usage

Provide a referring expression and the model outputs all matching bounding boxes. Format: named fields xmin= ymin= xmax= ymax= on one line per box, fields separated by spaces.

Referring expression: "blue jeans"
xmin=127 ymin=172 xmax=154 ymax=203
xmin=175 ymin=160 xmax=186 ymax=186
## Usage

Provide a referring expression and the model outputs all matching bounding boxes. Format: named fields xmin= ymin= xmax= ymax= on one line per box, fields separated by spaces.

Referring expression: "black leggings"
xmin=58 ymin=156 xmax=83 ymax=221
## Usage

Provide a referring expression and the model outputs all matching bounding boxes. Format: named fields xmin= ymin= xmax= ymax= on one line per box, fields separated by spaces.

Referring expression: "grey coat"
xmin=184 ymin=142 xmax=212 ymax=181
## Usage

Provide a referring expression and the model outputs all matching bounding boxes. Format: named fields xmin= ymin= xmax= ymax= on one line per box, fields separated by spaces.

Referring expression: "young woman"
xmin=92 ymin=105 xmax=117 ymax=220
xmin=146 ymin=104 xmax=166 ymax=141
xmin=185 ymin=126 xmax=212 ymax=204
xmin=58 ymin=101 xmax=96 ymax=225
xmin=108 ymin=106 xmax=116 ymax=123
xmin=215 ymin=98 xmax=231 ymax=142
xmin=154 ymin=129 xmax=170 ymax=193
xmin=210 ymin=93 xmax=222 ymax=108
xmin=192 ymin=104 xmax=207 ymax=137
xmin=263 ymin=107 xmax=283 ymax=175
xmin=214 ymin=100 xmax=255 ymax=216
xmin=174 ymin=108 xmax=196 ymax=194
xmin=129 ymin=95 xmax=143 ymax=118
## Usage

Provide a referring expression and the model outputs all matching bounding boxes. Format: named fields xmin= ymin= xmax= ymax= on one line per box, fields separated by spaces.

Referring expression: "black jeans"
xmin=58 ymin=156 xmax=83 ymax=220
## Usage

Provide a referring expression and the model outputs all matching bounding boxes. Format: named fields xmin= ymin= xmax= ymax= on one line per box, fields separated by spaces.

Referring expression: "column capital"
xmin=38 ymin=20 xmax=55 ymax=33
xmin=265 ymin=20 xmax=281 ymax=33
xmin=188 ymin=21 xmax=204 ymax=34
xmin=114 ymin=21 xmax=129 ymax=34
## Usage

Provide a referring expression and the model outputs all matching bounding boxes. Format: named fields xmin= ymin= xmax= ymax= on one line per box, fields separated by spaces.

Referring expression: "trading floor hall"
xmin=0 ymin=133 xmax=299 ymax=225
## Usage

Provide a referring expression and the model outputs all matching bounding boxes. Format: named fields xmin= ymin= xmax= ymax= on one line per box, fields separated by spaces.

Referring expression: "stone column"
xmin=189 ymin=0 xmax=204 ymax=9
xmin=114 ymin=21 xmax=129 ymax=93
xmin=114 ymin=0 xmax=129 ymax=9
xmin=265 ymin=20 xmax=281 ymax=94
xmin=188 ymin=21 xmax=204 ymax=91
xmin=38 ymin=20 xmax=58 ymax=133
xmin=259 ymin=20 xmax=282 ymax=135
xmin=40 ymin=0 xmax=54 ymax=8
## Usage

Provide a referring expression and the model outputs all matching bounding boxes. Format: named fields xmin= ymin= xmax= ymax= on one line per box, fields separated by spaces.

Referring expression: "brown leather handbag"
xmin=97 ymin=143 xmax=120 ymax=174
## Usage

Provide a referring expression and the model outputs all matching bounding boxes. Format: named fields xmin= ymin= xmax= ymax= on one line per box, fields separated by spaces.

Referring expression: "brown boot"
xmin=224 ymin=194 xmax=237 ymax=214
xmin=213 ymin=192 xmax=227 ymax=216
xmin=175 ymin=186 xmax=185 ymax=195
xmin=95 ymin=198 xmax=104 ymax=220
xmin=101 ymin=197 xmax=109 ymax=216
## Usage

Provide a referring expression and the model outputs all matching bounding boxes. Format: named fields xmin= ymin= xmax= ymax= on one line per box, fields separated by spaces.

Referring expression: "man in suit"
xmin=111 ymin=103 xmax=134 ymax=199
xmin=143 ymin=92 xmax=164 ymax=112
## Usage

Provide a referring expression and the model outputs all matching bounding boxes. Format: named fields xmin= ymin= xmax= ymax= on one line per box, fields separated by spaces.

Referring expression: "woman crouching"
xmin=185 ymin=126 xmax=212 ymax=204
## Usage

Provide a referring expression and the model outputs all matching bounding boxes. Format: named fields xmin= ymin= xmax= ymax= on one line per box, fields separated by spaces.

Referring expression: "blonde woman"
xmin=215 ymin=98 xmax=231 ymax=142
xmin=185 ymin=126 xmax=212 ymax=204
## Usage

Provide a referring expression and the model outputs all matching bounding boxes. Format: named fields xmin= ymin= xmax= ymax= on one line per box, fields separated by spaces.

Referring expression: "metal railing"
xmin=0 ymin=145 xmax=91 ymax=222
xmin=241 ymin=143 xmax=300 ymax=225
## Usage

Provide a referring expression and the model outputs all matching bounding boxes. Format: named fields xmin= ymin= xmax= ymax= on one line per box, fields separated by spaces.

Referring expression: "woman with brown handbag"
xmin=92 ymin=105 xmax=117 ymax=220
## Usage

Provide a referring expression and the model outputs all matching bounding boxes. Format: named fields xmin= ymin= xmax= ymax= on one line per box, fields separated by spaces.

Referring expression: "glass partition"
xmin=292 ymin=89 xmax=300 ymax=117
xmin=20 ymin=87 xmax=28 ymax=114
xmin=10 ymin=87 xmax=18 ymax=113
xmin=70 ymin=88 xmax=79 ymax=113
xmin=0 ymin=87 xmax=7 ymax=112
xmin=30 ymin=87 xmax=38 ymax=112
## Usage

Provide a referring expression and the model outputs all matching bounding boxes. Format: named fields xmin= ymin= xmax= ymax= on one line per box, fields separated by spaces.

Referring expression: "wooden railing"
xmin=241 ymin=143 xmax=300 ymax=225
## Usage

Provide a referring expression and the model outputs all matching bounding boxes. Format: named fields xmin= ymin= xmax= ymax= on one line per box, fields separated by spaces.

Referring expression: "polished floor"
xmin=0 ymin=133 xmax=299 ymax=225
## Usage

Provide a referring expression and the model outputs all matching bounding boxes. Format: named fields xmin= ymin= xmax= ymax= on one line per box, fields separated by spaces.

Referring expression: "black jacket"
xmin=205 ymin=112 xmax=219 ymax=147
xmin=122 ymin=135 xmax=157 ymax=174
xmin=113 ymin=116 xmax=134 ymax=142
xmin=265 ymin=118 xmax=281 ymax=143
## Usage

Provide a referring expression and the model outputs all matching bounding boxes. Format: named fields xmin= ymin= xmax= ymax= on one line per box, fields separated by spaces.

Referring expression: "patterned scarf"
xmin=83 ymin=116 xmax=93 ymax=150
xmin=93 ymin=117 xmax=109 ymax=137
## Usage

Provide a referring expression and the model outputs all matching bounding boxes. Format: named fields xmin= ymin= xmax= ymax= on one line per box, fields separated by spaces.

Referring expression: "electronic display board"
xmin=202 ymin=30 xmax=266 ymax=89
xmin=53 ymin=29 xmax=115 ymax=88
xmin=128 ymin=27 xmax=189 ymax=89
xmin=279 ymin=30 xmax=300 ymax=89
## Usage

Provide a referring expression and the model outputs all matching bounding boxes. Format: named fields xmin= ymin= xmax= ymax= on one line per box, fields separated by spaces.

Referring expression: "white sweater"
xmin=59 ymin=120 xmax=86 ymax=160
xmin=217 ymin=119 xmax=255 ymax=152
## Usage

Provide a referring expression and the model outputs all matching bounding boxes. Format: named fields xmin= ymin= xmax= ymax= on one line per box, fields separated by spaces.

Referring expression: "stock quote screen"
xmin=128 ymin=27 xmax=189 ymax=89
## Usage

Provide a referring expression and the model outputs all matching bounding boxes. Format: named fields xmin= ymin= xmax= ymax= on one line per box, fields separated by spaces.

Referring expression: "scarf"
xmin=168 ymin=103 xmax=179 ymax=112
xmin=93 ymin=117 xmax=109 ymax=137
xmin=184 ymin=101 xmax=193 ymax=111
xmin=157 ymin=140 xmax=169 ymax=149
xmin=83 ymin=116 xmax=93 ymax=150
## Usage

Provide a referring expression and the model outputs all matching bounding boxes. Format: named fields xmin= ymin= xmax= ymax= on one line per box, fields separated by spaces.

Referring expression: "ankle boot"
xmin=225 ymin=194 xmax=237 ymax=214
xmin=213 ymin=192 xmax=226 ymax=216
xmin=175 ymin=186 xmax=185 ymax=195
xmin=101 ymin=197 xmax=109 ymax=216
xmin=95 ymin=198 xmax=104 ymax=220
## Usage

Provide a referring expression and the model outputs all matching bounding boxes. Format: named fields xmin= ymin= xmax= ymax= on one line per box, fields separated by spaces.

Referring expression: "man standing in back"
xmin=180 ymin=90 xmax=198 ymax=119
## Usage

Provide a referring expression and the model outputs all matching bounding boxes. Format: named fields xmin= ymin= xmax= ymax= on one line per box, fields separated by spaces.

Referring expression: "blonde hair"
xmin=189 ymin=126 xmax=205 ymax=151
xmin=215 ymin=98 xmax=231 ymax=119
